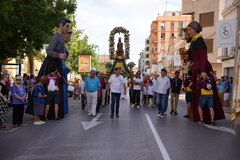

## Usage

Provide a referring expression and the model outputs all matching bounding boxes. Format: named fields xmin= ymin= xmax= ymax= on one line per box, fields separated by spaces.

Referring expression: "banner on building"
xmin=146 ymin=69 xmax=150 ymax=74
xmin=173 ymin=55 xmax=181 ymax=66
xmin=78 ymin=55 xmax=91 ymax=72
xmin=216 ymin=19 xmax=236 ymax=48
xmin=152 ymin=64 xmax=157 ymax=72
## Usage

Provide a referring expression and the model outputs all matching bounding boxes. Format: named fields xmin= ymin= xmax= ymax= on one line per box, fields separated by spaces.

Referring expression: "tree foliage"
xmin=66 ymin=27 xmax=98 ymax=74
xmin=0 ymin=0 xmax=77 ymax=61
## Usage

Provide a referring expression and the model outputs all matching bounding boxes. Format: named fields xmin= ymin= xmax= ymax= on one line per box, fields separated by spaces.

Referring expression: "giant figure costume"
xmin=62 ymin=49 xmax=71 ymax=114
xmin=37 ymin=32 xmax=66 ymax=119
xmin=188 ymin=34 xmax=225 ymax=122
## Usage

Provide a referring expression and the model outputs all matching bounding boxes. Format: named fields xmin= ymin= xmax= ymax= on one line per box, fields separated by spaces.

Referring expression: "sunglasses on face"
xmin=16 ymin=79 xmax=22 ymax=81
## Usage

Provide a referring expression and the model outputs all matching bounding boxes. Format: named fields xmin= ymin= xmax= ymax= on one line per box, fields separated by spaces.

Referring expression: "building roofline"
xmin=222 ymin=0 xmax=240 ymax=16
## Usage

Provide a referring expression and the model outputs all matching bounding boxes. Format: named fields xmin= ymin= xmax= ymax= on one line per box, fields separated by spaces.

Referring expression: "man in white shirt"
xmin=108 ymin=68 xmax=126 ymax=118
xmin=156 ymin=69 xmax=171 ymax=117
xmin=132 ymin=71 xmax=143 ymax=108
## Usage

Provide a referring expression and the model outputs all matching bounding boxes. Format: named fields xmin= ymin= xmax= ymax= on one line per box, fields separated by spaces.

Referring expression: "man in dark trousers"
xmin=170 ymin=71 xmax=182 ymax=115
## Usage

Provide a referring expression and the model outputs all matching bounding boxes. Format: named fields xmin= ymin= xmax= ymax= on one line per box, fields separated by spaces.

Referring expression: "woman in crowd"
xmin=187 ymin=21 xmax=225 ymax=122
xmin=0 ymin=74 xmax=10 ymax=128
xmin=11 ymin=76 xmax=27 ymax=127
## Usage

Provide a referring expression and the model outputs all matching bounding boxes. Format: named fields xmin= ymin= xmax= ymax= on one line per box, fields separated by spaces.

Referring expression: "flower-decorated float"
xmin=106 ymin=27 xmax=135 ymax=77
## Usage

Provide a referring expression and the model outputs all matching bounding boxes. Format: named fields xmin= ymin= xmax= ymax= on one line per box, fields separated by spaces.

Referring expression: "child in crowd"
xmin=45 ymin=69 xmax=61 ymax=120
xmin=183 ymin=70 xmax=192 ymax=118
xmin=147 ymin=82 xmax=154 ymax=107
xmin=33 ymin=76 xmax=47 ymax=125
xmin=11 ymin=76 xmax=27 ymax=127
xmin=197 ymin=73 xmax=215 ymax=125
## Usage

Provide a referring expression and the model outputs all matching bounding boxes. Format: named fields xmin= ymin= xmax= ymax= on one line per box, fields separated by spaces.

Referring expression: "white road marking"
xmin=145 ymin=113 xmax=171 ymax=160
xmin=203 ymin=124 xmax=236 ymax=135
xmin=81 ymin=113 xmax=104 ymax=130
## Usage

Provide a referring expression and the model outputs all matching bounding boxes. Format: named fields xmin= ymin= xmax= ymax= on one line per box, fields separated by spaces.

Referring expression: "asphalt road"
xmin=0 ymin=95 xmax=240 ymax=160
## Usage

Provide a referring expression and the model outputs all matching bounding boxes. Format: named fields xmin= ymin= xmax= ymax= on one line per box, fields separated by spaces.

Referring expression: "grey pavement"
xmin=0 ymin=95 xmax=240 ymax=160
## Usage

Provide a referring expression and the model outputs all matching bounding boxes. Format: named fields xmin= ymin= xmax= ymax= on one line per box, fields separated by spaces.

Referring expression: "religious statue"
xmin=116 ymin=37 xmax=124 ymax=57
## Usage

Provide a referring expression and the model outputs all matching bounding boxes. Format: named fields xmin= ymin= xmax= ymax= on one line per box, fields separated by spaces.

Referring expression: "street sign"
xmin=78 ymin=55 xmax=91 ymax=72
xmin=216 ymin=19 xmax=236 ymax=48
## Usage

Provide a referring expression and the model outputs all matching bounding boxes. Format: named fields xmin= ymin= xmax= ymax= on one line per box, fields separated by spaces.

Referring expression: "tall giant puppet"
xmin=37 ymin=18 xmax=71 ymax=119
xmin=186 ymin=21 xmax=225 ymax=122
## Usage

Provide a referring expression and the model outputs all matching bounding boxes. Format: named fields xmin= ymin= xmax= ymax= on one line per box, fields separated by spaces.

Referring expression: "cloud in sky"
xmin=75 ymin=0 xmax=181 ymax=65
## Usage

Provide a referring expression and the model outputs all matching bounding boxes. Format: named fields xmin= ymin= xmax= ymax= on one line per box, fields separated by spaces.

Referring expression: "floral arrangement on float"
xmin=127 ymin=62 xmax=135 ymax=70
xmin=105 ymin=62 xmax=113 ymax=71
xmin=109 ymin=27 xmax=130 ymax=59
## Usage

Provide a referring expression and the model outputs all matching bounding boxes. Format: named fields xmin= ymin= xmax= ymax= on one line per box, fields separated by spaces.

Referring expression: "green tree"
xmin=0 ymin=0 xmax=77 ymax=61
xmin=66 ymin=28 xmax=98 ymax=75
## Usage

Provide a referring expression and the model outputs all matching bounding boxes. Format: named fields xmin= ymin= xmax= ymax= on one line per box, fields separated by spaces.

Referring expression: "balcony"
xmin=219 ymin=54 xmax=235 ymax=61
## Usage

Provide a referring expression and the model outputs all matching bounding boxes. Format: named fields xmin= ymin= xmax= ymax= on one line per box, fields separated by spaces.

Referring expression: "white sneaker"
xmin=33 ymin=121 xmax=42 ymax=125
xmin=88 ymin=113 xmax=92 ymax=116
xmin=137 ymin=105 xmax=140 ymax=109
xmin=157 ymin=114 xmax=161 ymax=117
xmin=39 ymin=121 xmax=46 ymax=125
xmin=131 ymin=104 xmax=135 ymax=108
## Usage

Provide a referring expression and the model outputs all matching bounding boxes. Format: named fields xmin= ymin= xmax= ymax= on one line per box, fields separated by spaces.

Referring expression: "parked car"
xmin=68 ymin=81 xmax=74 ymax=97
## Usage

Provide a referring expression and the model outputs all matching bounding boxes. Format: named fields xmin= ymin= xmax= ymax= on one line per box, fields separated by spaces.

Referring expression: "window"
xmin=161 ymin=22 xmax=166 ymax=29
xmin=200 ymin=12 xmax=214 ymax=27
xmin=178 ymin=21 xmax=183 ymax=29
xmin=223 ymin=48 xmax=229 ymax=57
xmin=171 ymin=33 xmax=175 ymax=38
xmin=161 ymin=33 xmax=165 ymax=39
xmin=171 ymin=22 xmax=174 ymax=27
xmin=146 ymin=47 xmax=149 ymax=51
xmin=146 ymin=40 xmax=149 ymax=45
xmin=205 ymin=39 xmax=213 ymax=53
xmin=146 ymin=54 xmax=149 ymax=58
xmin=172 ymin=13 xmax=176 ymax=16
xmin=161 ymin=44 xmax=165 ymax=50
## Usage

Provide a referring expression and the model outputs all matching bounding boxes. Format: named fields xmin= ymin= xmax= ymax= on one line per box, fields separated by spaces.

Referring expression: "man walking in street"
xmin=84 ymin=70 xmax=101 ymax=117
xmin=170 ymin=71 xmax=182 ymax=115
xmin=108 ymin=68 xmax=126 ymax=118
xmin=132 ymin=71 xmax=143 ymax=108
xmin=156 ymin=69 xmax=171 ymax=117
xmin=80 ymin=75 xmax=86 ymax=110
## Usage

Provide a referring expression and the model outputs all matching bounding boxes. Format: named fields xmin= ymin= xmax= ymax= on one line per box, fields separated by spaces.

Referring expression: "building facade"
xmin=182 ymin=0 xmax=224 ymax=78
xmin=221 ymin=0 xmax=240 ymax=77
xmin=139 ymin=38 xmax=150 ymax=74
xmin=149 ymin=11 xmax=191 ymax=73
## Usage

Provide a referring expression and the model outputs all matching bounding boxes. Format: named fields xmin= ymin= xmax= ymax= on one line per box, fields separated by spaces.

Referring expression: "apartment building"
xmin=221 ymin=0 xmax=240 ymax=77
xmin=139 ymin=38 xmax=150 ymax=74
xmin=149 ymin=11 xmax=191 ymax=73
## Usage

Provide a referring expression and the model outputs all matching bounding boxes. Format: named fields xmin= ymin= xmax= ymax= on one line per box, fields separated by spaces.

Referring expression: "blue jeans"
xmin=111 ymin=92 xmax=121 ymax=116
xmin=156 ymin=93 xmax=167 ymax=115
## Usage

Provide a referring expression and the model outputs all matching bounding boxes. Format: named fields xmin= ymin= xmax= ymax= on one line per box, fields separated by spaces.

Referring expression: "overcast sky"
xmin=75 ymin=0 xmax=182 ymax=65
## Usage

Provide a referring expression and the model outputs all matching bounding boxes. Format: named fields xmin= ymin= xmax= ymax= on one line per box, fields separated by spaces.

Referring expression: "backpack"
xmin=205 ymin=80 xmax=212 ymax=90
xmin=48 ymin=79 xmax=56 ymax=91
